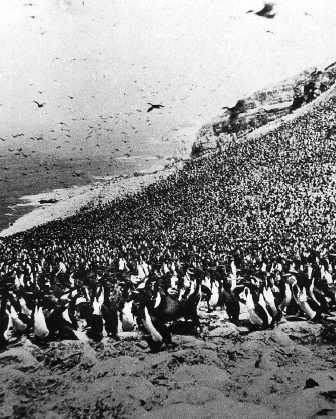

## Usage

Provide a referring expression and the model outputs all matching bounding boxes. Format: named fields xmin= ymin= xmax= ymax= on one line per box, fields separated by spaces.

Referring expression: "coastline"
xmin=0 ymin=160 xmax=185 ymax=238
xmin=0 ymin=124 xmax=200 ymax=238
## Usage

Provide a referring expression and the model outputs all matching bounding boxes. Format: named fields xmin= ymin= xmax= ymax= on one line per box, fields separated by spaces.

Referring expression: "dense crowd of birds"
xmin=1 ymin=92 xmax=336 ymax=351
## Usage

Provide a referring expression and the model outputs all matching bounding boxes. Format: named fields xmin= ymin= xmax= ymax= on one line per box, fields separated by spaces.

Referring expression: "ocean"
xmin=0 ymin=140 xmax=183 ymax=234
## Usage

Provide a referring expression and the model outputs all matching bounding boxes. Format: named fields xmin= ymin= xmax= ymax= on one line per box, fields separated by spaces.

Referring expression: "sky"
xmin=1 ymin=0 xmax=336 ymax=233
xmin=1 ymin=0 xmax=336 ymax=160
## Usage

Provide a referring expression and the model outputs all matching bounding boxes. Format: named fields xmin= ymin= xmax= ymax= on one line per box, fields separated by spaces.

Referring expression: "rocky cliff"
xmin=192 ymin=61 xmax=336 ymax=156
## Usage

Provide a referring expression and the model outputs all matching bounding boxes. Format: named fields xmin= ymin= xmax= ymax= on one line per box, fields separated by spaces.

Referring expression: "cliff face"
xmin=192 ymin=61 xmax=336 ymax=156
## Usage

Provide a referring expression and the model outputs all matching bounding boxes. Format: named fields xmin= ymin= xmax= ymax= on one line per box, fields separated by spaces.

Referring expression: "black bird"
xmin=220 ymin=277 xmax=244 ymax=325
xmin=147 ymin=103 xmax=164 ymax=112
xmin=222 ymin=99 xmax=247 ymax=116
xmin=33 ymin=101 xmax=45 ymax=108
xmin=255 ymin=2 xmax=276 ymax=19
xmin=101 ymin=279 xmax=123 ymax=339
xmin=0 ymin=294 xmax=10 ymax=347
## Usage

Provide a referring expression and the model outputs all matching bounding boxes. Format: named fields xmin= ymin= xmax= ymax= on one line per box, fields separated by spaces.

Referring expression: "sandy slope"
xmin=1 ymin=305 xmax=336 ymax=419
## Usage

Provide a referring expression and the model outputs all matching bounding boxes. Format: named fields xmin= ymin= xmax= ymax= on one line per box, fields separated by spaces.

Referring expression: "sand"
xmin=0 ymin=160 xmax=185 ymax=237
xmin=1 ymin=304 xmax=336 ymax=419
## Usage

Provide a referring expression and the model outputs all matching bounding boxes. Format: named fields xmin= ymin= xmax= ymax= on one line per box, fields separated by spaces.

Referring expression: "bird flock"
xmin=2 ymin=0 xmax=336 ymax=353
xmin=0 ymin=250 xmax=335 ymax=352
xmin=2 ymin=88 xmax=336 ymax=350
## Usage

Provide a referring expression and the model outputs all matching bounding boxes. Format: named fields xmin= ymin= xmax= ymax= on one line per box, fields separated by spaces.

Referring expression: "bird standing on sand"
xmin=147 ymin=103 xmax=164 ymax=112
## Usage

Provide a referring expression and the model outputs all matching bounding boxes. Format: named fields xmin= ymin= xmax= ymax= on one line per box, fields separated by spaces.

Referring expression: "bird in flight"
xmin=222 ymin=99 xmax=247 ymax=116
xmin=33 ymin=101 xmax=45 ymax=108
xmin=147 ymin=103 xmax=164 ymax=112
xmin=255 ymin=2 xmax=276 ymax=19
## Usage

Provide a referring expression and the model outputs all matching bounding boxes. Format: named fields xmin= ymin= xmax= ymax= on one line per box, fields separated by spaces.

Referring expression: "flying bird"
xmin=255 ymin=2 xmax=276 ymax=19
xmin=222 ymin=100 xmax=247 ymax=116
xmin=33 ymin=101 xmax=45 ymax=108
xmin=147 ymin=103 xmax=164 ymax=112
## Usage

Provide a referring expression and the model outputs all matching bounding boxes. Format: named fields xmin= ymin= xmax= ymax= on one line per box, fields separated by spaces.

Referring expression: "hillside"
xmin=1 ymin=64 xmax=336 ymax=418
xmin=193 ymin=61 xmax=336 ymax=155
xmin=2 ymin=1 xmax=336 ymax=415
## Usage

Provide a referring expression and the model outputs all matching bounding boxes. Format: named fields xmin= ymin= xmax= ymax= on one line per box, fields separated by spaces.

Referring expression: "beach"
xmin=0 ymin=122 xmax=198 ymax=236
xmin=0 ymin=158 xmax=185 ymax=237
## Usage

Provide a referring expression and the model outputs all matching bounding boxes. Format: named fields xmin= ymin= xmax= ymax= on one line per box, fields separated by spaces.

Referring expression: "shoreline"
xmin=0 ymin=160 xmax=185 ymax=238
xmin=0 ymin=123 xmax=200 ymax=238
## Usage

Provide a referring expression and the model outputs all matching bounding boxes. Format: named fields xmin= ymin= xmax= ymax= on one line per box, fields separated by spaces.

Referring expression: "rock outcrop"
xmin=192 ymin=61 xmax=336 ymax=156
